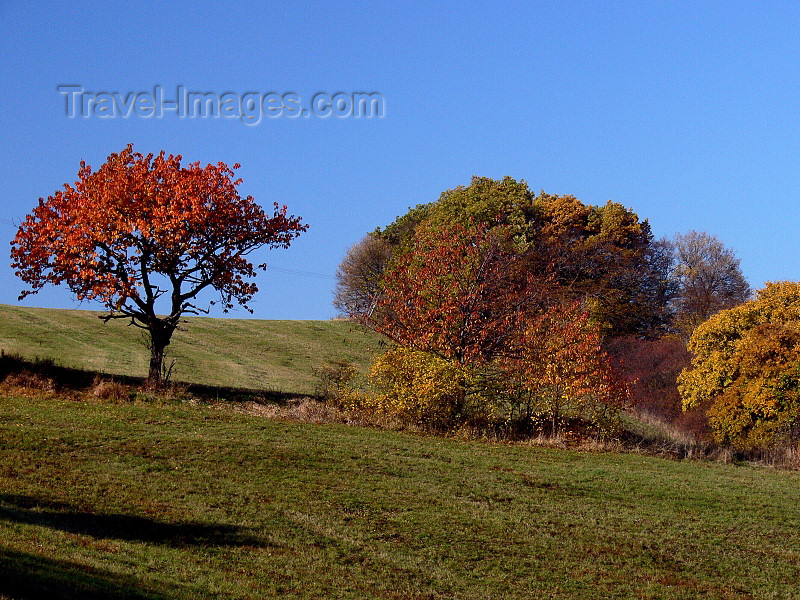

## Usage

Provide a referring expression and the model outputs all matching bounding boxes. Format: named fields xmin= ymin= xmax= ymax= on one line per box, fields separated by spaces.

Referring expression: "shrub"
xmin=368 ymin=347 xmax=473 ymax=430
xmin=314 ymin=360 xmax=358 ymax=403
xmin=499 ymin=302 xmax=633 ymax=438
xmin=606 ymin=336 xmax=690 ymax=422
xmin=679 ymin=282 xmax=800 ymax=449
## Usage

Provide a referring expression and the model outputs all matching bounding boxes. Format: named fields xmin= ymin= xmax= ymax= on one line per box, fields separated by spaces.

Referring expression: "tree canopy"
xmin=354 ymin=176 xmax=672 ymax=338
xmin=367 ymin=221 xmax=538 ymax=365
xmin=364 ymin=219 xmax=631 ymax=434
xmin=11 ymin=145 xmax=308 ymax=386
xmin=670 ymin=230 xmax=751 ymax=335
xmin=678 ymin=282 xmax=800 ymax=448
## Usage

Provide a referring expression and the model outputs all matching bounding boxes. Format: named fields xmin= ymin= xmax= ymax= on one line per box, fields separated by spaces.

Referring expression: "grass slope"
xmin=2 ymin=395 xmax=800 ymax=599
xmin=0 ymin=304 xmax=383 ymax=394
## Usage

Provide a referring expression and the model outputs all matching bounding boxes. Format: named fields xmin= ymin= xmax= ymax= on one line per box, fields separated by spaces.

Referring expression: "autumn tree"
xmin=11 ymin=145 xmax=307 ymax=387
xmin=332 ymin=234 xmax=392 ymax=318
xmin=347 ymin=176 xmax=672 ymax=337
xmin=362 ymin=221 xmax=537 ymax=429
xmin=499 ymin=301 xmax=632 ymax=435
xmin=678 ymin=282 xmax=800 ymax=448
xmin=364 ymin=220 xmax=631 ymax=433
xmin=524 ymin=192 xmax=672 ymax=337
xmin=670 ymin=230 xmax=750 ymax=335
xmin=366 ymin=221 xmax=539 ymax=365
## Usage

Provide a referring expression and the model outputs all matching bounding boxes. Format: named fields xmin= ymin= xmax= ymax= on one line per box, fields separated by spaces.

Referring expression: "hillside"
xmin=2 ymin=395 xmax=799 ymax=599
xmin=2 ymin=306 xmax=800 ymax=597
xmin=0 ymin=305 xmax=383 ymax=395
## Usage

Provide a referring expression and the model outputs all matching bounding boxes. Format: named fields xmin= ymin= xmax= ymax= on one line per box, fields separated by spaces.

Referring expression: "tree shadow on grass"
xmin=0 ymin=351 xmax=308 ymax=404
xmin=0 ymin=493 xmax=269 ymax=548
xmin=0 ymin=547 xmax=176 ymax=600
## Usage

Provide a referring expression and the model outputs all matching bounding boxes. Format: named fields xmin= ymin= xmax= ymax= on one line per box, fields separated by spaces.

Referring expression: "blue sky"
xmin=1 ymin=1 xmax=798 ymax=320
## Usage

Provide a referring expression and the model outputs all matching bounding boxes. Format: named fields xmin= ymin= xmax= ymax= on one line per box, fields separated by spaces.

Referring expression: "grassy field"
xmin=2 ymin=394 xmax=800 ymax=599
xmin=0 ymin=304 xmax=383 ymax=395
xmin=2 ymin=305 xmax=800 ymax=598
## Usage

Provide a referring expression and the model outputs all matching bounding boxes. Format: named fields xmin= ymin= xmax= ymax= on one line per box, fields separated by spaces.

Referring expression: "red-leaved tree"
xmin=366 ymin=222 xmax=541 ymax=365
xmin=500 ymin=301 xmax=632 ymax=434
xmin=11 ymin=145 xmax=308 ymax=387
xmin=364 ymin=220 xmax=631 ymax=433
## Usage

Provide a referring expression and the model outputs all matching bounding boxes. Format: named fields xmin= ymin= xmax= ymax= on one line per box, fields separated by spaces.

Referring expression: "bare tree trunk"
xmin=551 ymin=395 xmax=560 ymax=437
xmin=146 ymin=323 xmax=174 ymax=389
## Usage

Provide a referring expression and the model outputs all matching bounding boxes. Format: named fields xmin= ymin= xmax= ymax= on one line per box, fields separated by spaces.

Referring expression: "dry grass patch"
xmin=89 ymin=378 xmax=131 ymax=402
xmin=232 ymin=397 xmax=348 ymax=424
xmin=1 ymin=370 xmax=57 ymax=395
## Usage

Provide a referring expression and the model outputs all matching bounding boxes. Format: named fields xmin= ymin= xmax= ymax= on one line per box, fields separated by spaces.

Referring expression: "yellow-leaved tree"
xmin=678 ymin=282 xmax=800 ymax=448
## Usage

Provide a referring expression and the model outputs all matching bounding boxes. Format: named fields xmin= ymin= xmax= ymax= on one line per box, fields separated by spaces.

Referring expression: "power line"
xmin=265 ymin=265 xmax=335 ymax=280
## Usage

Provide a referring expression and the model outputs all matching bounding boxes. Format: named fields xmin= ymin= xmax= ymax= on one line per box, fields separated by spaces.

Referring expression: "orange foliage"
xmin=500 ymin=301 xmax=633 ymax=434
xmin=365 ymin=220 xmax=632 ymax=434
xmin=12 ymin=145 xmax=306 ymax=312
xmin=680 ymin=282 xmax=800 ymax=448
xmin=367 ymin=221 xmax=540 ymax=365
xmin=707 ymin=322 xmax=800 ymax=448
xmin=11 ymin=145 xmax=307 ymax=385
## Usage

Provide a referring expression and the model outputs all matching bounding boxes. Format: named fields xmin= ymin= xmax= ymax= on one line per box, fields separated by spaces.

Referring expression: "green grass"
xmin=2 ymin=395 xmax=800 ymax=599
xmin=0 ymin=304 xmax=383 ymax=394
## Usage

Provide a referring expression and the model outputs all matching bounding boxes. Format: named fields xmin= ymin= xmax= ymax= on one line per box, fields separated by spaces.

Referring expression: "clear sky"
xmin=1 ymin=1 xmax=798 ymax=320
